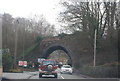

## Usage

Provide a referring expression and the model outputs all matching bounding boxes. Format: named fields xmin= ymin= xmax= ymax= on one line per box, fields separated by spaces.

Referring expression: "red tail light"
xmin=54 ymin=66 xmax=58 ymax=70
xmin=39 ymin=66 xmax=42 ymax=70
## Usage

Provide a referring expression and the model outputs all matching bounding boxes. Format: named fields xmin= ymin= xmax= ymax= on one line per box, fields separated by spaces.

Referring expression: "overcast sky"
xmin=1 ymin=0 xmax=117 ymax=31
xmin=0 ymin=0 xmax=63 ymax=29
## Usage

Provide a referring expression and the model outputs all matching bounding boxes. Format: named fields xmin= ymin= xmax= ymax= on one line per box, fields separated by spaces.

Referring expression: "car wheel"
xmin=54 ymin=73 xmax=58 ymax=78
xmin=70 ymin=73 xmax=72 ymax=75
xmin=39 ymin=73 xmax=42 ymax=78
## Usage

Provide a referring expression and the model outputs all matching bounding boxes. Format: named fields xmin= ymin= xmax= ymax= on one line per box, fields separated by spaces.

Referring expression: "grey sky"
xmin=0 ymin=0 xmax=63 ymax=30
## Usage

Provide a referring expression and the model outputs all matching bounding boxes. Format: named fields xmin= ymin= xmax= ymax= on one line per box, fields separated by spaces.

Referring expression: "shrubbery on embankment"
xmin=74 ymin=62 xmax=119 ymax=78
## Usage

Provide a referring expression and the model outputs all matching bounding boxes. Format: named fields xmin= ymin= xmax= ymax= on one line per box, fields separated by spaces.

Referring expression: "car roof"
xmin=62 ymin=65 xmax=71 ymax=66
xmin=43 ymin=59 xmax=56 ymax=61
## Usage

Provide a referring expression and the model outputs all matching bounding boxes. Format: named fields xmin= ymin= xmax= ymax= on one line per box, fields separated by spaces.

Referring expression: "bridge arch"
xmin=41 ymin=44 xmax=73 ymax=66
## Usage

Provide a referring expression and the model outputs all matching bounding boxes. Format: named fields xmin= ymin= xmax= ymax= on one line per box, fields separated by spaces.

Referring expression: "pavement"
xmin=0 ymin=67 xmax=2 ymax=80
xmin=2 ymin=72 xmax=33 ymax=79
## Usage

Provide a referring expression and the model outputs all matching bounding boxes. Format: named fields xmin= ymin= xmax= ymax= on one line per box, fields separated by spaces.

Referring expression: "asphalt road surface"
xmin=2 ymin=72 xmax=88 ymax=79
xmin=29 ymin=71 xmax=85 ymax=79
xmin=2 ymin=68 xmax=90 ymax=79
xmin=2 ymin=70 xmax=118 ymax=81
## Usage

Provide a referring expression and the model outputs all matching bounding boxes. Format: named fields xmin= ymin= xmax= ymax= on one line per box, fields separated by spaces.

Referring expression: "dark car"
xmin=38 ymin=59 xmax=58 ymax=78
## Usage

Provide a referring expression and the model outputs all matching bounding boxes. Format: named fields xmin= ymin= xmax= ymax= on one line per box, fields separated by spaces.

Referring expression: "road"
xmin=2 ymin=71 xmax=118 ymax=81
xmin=28 ymin=71 xmax=86 ymax=79
xmin=2 ymin=68 xmax=89 ymax=79
xmin=3 ymin=71 xmax=86 ymax=79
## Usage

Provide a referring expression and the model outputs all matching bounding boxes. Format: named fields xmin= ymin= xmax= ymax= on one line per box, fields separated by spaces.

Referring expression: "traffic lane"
xmin=29 ymin=72 xmax=85 ymax=79
xmin=29 ymin=68 xmax=62 ymax=79
xmin=2 ymin=71 xmax=86 ymax=79
xmin=29 ymin=73 xmax=63 ymax=79
xmin=60 ymin=73 xmax=85 ymax=79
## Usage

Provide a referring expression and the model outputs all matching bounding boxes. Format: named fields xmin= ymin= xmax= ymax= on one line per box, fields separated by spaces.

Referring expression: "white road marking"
xmin=58 ymin=74 xmax=60 ymax=75
xmin=60 ymin=75 xmax=64 ymax=79
xmin=58 ymin=73 xmax=64 ymax=79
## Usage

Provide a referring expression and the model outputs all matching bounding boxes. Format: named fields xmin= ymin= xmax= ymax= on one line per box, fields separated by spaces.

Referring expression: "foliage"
xmin=79 ymin=63 xmax=118 ymax=78
xmin=58 ymin=33 xmax=67 ymax=38
xmin=2 ymin=13 xmax=55 ymax=67
xmin=35 ymin=36 xmax=44 ymax=43
xmin=10 ymin=68 xmax=23 ymax=73
xmin=59 ymin=0 xmax=118 ymax=50
xmin=34 ymin=62 xmax=39 ymax=69
xmin=2 ymin=53 xmax=13 ymax=72
xmin=59 ymin=1 xmax=119 ymax=76
xmin=19 ymin=43 xmax=39 ymax=59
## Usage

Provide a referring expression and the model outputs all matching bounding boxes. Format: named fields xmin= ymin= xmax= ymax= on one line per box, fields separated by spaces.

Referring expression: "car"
xmin=38 ymin=59 xmax=58 ymax=78
xmin=60 ymin=65 xmax=73 ymax=74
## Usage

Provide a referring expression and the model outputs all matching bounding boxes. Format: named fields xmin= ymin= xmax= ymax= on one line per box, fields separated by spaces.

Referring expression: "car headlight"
xmin=61 ymin=69 xmax=64 ymax=71
xmin=69 ymin=69 xmax=72 ymax=72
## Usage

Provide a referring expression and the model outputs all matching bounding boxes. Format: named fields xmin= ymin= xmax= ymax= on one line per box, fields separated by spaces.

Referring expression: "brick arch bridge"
xmin=26 ymin=34 xmax=93 ymax=68
xmin=39 ymin=37 xmax=74 ymax=66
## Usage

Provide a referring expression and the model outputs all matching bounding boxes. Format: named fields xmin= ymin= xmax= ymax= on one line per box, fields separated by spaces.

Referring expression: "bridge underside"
xmin=41 ymin=45 xmax=72 ymax=66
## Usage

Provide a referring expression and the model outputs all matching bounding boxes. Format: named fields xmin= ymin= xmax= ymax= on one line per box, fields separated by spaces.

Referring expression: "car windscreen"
xmin=63 ymin=66 xmax=71 ymax=68
xmin=42 ymin=60 xmax=54 ymax=65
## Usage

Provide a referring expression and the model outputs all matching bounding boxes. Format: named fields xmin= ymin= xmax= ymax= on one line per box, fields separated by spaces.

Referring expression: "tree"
xmin=2 ymin=13 xmax=56 ymax=70
xmin=59 ymin=0 xmax=118 ymax=49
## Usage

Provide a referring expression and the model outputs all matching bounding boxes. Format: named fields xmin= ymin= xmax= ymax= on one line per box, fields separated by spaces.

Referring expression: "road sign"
xmin=38 ymin=58 xmax=45 ymax=63
xmin=18 ymin=61 xmax=23 ymax=66
xmin=18 ymin=61 xmax=27 ymax=67
xmin=32 ymin=63 xmax=34 ymax=67
xmin=23 ymin=61 xmax=27 ymax=67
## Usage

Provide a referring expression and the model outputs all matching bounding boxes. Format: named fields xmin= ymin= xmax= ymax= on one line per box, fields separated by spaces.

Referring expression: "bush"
xmin=10 ymin=68 xmax=23 ymax=73
xmin=2 ymin=53 xmax=13 ymax=72
xmin=79 ymin=64 xmax=118 ymax=78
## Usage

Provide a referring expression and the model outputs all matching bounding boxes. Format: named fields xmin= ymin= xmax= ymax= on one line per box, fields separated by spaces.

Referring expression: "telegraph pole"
xmin=14 ymin=20 xmax=19 ymax=69
xmin=0 ymin=15 xmax=2 ymax=68
xmin=22 ymin=21 xmax=25 ymax=72
xmin=93 ymin=29 xmax=97 ymax=67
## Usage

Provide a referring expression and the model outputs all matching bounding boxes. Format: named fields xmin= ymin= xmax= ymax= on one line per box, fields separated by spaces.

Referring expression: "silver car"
xmin=60 ymin=65 xmax=73 ymax=74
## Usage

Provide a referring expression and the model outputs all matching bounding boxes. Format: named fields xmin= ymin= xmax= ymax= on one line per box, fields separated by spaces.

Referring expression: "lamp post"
xmin=93 ymin=29 xmax=97 ymax=67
